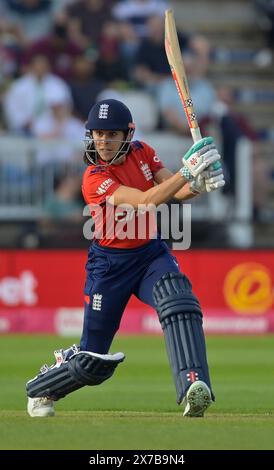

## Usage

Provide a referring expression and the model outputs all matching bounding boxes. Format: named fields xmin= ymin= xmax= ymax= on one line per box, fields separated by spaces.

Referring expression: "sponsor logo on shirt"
xmin=140 ymin=161 xmax=153 ymax=181
xmin=96 ymin=178 xmax=114 ymax=195
xmin=90 ymin=167 xmax=107 ymax=175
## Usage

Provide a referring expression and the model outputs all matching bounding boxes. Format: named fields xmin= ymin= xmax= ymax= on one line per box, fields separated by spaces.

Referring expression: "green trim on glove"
xmin=179 ymin=166 xmax=194 ymax=181
xmin=183 ymin=137 xmax=213 ymax=162
xmin=210 ymin=161 xmax=222 ymax=171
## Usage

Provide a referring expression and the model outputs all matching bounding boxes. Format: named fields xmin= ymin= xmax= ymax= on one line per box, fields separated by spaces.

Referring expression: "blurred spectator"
xmin=119 ymin=21 xmax=140 ymax=78
xmin=158 ymin=52 xmax=217 ymax=135
xmin=252 ymin=142 xmax=274 ymax=222
xmin=38 ymin=170 xmax=84 ymax=248
xmin=253 ymin=0 xmax=274 ymax=67
xmin=189 ymin=34 xmax=211 ymax=76
xmin=43 ymin=172 xmax=83 ymax=221
xmin=0 ymin=20 xmax=25 ymax=87
xmin=66 ymin=0 xmax=115 ymax=49
xmin=31 ymin=82 xmax=84 ymax=165
xmin=3 ymin=54 xmax=72 ymax=134
xmin=96 ymin=20 xmax=129 ymax=83
xmin=134 ymin=15 xmax=188 ymax=95
xmin=1 ymin=0 xmax=55 ymax=43
xmin=96 ymin=87 xmax=125 ymax=103
xmin=23 ymin=13 xmax=83 ymax=81
xmin=57 ymin=0 xmax=79 ymax=8
xmin=113 ymin=0 xmax=167 ymax=38
xmin=69 ymin=54 xmax=104 ymax=120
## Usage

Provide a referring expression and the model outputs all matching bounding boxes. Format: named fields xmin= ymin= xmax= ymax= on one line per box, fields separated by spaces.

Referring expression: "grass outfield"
xmin=0 ymin=334 xmax=274 ymax=450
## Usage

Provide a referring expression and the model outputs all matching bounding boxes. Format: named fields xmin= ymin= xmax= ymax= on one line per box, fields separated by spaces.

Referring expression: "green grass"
xmin=0 ymin=335 xmax=274 ymax=449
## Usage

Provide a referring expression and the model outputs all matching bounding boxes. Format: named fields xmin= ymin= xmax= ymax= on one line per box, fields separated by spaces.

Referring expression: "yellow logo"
xmin=224 ymin=263 xmax=273 ymax=314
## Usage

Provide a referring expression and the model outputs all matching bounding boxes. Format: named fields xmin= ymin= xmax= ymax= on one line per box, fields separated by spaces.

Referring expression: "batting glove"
xmin=204 ymin=161 xmax=225 ymax=191
xmin=180 ymin=136 xmax=221 ymax=181
xmin=190 ymin=161 xmax=225 ymax=193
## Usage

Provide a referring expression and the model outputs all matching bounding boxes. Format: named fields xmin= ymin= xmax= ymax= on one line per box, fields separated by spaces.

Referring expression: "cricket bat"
xmin=165 ymin=9 xmax=212 ymax=191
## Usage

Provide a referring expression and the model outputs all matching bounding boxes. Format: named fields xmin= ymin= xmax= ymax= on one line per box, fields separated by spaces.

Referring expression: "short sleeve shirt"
xmin=82 ymin=141 xmax=164 ymax=248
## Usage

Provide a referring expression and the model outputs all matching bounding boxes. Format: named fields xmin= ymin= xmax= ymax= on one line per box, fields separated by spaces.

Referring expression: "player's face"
xmin=92 ymin=130 xmax=125 ymax=162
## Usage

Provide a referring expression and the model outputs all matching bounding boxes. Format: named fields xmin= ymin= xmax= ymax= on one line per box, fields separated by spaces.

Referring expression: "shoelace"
xmin=34 ymin=397 xmax=53 ymax=408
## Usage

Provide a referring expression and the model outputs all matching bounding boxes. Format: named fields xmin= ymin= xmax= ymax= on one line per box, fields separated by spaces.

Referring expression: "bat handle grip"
xmin=190 ymin=127 xmax=202 ymax=142
xmin=190 ymin=127 xmax=211 ymax=193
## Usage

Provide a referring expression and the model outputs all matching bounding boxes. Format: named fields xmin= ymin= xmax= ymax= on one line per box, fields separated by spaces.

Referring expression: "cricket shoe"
xmin=27 ymin=396 xmax=55 ymax=417
xmin=183 ymin=380 xmax=212 ymax=417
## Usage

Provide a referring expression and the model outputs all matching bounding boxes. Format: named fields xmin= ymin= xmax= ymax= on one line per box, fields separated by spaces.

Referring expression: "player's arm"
xmin=109 ymin=171 xmax=189 ymax=208
xmin=110 ymin=137 xmax=221 ymax=208
xmin=154 ymin=168 xmax=198 ymax=201
xmin=153 ymin=164 xmax=226 ymax=200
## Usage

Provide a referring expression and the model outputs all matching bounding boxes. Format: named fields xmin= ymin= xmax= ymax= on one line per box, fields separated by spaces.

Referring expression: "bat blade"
xmin=165 ymin=9 xmax=201 ymax=142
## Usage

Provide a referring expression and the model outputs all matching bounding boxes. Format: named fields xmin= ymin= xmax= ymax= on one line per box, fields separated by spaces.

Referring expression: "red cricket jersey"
xmin=82 ymin=141 xmax=164 ymax=248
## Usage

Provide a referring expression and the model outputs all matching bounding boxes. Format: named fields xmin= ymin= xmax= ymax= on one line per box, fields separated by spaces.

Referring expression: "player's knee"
xmin=152 ymin=272 xmax=202 ymax=323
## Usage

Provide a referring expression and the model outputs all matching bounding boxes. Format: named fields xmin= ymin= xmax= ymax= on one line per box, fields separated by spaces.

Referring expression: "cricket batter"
xmin=27 ymin=99 xmax=225 ymax=418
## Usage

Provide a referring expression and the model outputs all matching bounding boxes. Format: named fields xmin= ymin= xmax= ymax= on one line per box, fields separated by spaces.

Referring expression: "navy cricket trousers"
xmin=80 ymin=238 xmax=181 ymax=353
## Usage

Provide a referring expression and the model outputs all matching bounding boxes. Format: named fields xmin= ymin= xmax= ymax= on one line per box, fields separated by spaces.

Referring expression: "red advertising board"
xmin=0 ymin=249 xmax=273 ymax=334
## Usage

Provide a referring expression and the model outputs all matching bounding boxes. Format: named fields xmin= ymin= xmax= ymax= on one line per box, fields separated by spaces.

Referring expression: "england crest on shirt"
xmin=140 ymin=161 xmax=153 ymax=181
